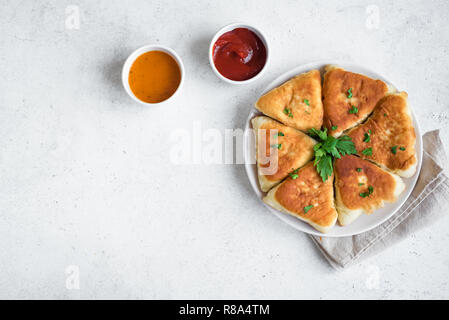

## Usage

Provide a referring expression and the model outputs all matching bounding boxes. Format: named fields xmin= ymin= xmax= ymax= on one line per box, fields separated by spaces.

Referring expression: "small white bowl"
xmin=122 ymin=45 xmax=185 ymax=105
xmin=209 ymin=23 xmax=270 ymax=85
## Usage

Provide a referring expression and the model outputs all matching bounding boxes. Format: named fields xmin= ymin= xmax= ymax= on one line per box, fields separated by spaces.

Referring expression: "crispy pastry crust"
xmin=263 ymin=162 xmax=338 ymax=233
xmin=347 ymin=92 xmax=417 ymax=177
xmin=255 ymin=70 xmax=323 ymax=133
xmin=334 ymin=155 xmax=405 ymax=225
xmin=322 ymin=65 xmax=391 ymax=137
xmin=252 ymin=116 xmax=316 ymax=192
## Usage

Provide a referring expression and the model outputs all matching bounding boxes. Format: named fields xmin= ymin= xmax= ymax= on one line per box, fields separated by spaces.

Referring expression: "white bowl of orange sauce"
xmin=122 ymin=45 xmax=184 ymax=105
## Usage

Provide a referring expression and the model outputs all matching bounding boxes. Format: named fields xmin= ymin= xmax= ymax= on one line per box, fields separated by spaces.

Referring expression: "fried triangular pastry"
xmin=263 ymin=162 xmax=337 ymax=233
xmin=252 ymin=116 xmax=316 ymax=192
xmin=347 ymin=92 xmax=417 ymax=177
xmin=334 ymin=155 xmax=405 ymax=226
xmin=322 ymin=65 xmax=391 ymax=137
xmin=255 ymin=70 xmax=323 ymax=132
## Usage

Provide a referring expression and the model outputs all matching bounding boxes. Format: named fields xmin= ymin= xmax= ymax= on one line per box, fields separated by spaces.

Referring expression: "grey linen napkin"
xmin=311 ymin=130 xmax=449 ymax=270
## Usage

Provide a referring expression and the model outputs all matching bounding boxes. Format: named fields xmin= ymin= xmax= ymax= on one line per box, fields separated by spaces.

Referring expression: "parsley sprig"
xmin=308 ymin=128 xmax=357 ymax=182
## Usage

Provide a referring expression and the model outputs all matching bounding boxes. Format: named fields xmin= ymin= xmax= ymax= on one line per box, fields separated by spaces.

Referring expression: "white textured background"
xmin=1 ymin=0 xmax=448 ymax=299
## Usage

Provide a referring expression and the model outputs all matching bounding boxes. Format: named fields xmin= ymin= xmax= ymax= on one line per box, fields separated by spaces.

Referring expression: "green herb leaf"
xmin=303 ymin=205 xmax=314 ymax=213
xmin=336 ymin=135 xmax=357 ymax=156
xmin=331 ymin=125 xmax=338 ymax=130
xmin=315 ymin=154 xmax=333 ymax=182
xmin=391 ymin=146 xmax=398 ymax=154
xmin=362 ymin=147 xmax=373 ymax=156
xmin=303 ymin=99 xmax=310 ymax=106
xmin=322 ymin=136 xmax=338 ymax=154
xmin=347 ymin=88 xmax=353 ymax=99
xmin=400 ymin=147 xmax=406 ymax=151
xmin=363 ymin=131 xmax=371 ymax=143
xmin=356 ymin=168 xmax=362 ymax=172
xmin=283 ymin=107 xmax=293 ymax=118
xmin=289 ymin=168 xmax=299 ymax=179
xmin=309 ymin=130 xmax=357 ymax=182
xmin=271 ymin=144 xmax=282 ymax=150
xmin=360 ymin=185 xmax=374 ymax=198
xmin=358 ymin=183 xmax=364 ymax=186
xmin=277 ymin=132 xmax=284 ymax=137
xmin=384 ymin=113 xmax=387 ymax=117
xmin=308 ymin=128 xmax=328 ymax=141
xmin=349 ymin=106 xmax=358 ymax=114
xmin=315 ymin=150 xmax=326 ymax=160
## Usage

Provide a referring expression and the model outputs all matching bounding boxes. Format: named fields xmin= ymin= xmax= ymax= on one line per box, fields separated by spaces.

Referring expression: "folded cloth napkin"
xmin=311 ymin=130 xmax=449 ymax=270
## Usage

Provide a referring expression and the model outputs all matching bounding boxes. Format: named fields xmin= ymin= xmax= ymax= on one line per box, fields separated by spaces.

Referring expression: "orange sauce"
xmin=129 ymin=51 xmax=181 ymax=103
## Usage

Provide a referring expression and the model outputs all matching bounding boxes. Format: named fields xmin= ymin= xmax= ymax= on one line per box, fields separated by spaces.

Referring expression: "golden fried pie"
xmin=255 ymin=69 xmax=323 ymax=133
xmin=252 ymin=116 xmax=316 ymax=192
xmin=322 ymin=65 xmax=392 ymax=137
xmin=334 ymin=155 xmax=405 ymax=226
xmin=263 ymin=162 xmax=338 ymax=233
xmin=347 ymin=92 xmax=417 ymax=177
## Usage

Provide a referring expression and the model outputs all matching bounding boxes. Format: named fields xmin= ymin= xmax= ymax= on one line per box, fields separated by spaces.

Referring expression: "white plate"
xmin=244 ymin=61 xmax=423 ymax=237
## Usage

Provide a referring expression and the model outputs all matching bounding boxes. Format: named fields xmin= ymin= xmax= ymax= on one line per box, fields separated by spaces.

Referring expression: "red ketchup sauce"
xmin=212 ymin=28 xmax=267 ymax=81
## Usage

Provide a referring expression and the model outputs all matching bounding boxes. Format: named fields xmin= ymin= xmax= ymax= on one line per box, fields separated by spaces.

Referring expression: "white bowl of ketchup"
xmin=209 ymin=23 xmax=270 ymax=84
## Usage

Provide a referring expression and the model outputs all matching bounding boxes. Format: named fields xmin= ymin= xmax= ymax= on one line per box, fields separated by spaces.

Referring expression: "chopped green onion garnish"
xmin=347 ymin=88 xmax=353 ymax=98
xmin=349 ymin=106 xmax=358 ymax=114
xmin=304 ymin=205 xmax=314 ymax=213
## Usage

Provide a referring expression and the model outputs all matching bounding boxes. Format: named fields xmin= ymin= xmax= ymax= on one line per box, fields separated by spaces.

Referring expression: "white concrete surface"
xmin=1 ymin=0 xmax=448 ymax=299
